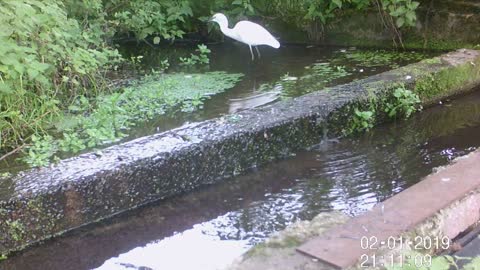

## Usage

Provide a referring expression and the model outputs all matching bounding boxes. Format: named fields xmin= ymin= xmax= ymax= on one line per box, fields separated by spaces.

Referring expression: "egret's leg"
xmin=255 ymin=46 xmax=261 ymax=59
xmin=249 ymin=45 xmax=255 ymax=61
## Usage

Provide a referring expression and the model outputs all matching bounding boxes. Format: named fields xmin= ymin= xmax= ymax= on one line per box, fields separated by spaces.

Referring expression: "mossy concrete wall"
xmin=275 ymin=0 xmax=480 ymax=50
xmin=1 ymin=49 xmax=480 ymax=256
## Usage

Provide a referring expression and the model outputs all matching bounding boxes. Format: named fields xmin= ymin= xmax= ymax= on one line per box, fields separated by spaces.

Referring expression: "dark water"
xmin=2 ymin=88 xmax=480 ymax=270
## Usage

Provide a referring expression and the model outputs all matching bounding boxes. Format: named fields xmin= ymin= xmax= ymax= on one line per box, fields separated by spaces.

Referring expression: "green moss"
xmin=244 ymin=235 xmax=302 ymax=259
xmin=266 ymin=235 xmax=303 ymax=249
xmin=6 ymin=220 xmax=25 ymax=242
xmin=26 ymin=198 xmax=57 ymax=237
xmin=419 ymin=57 xmax=442 ymax=65
xmin=414 ymin=59 xmax=480 ymax=104
xmin=402 ymin=36 xmax=476 ymax=51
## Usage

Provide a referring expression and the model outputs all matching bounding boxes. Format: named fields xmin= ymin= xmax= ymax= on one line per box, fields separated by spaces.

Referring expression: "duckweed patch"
xmin=23 ymin=72 xmax=244 ymax=167
xmin=259 ymin=63 xmax=352 ymax=97
xmin=337 ymin=50 xmax=427 ymax=69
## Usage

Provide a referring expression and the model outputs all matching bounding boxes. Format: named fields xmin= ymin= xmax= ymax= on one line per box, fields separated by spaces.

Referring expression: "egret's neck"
xmin=219 ymin=22 xmax=237 ymax=40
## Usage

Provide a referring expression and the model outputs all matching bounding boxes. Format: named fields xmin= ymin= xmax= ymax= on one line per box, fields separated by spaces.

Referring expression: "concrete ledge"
xmin=298 ymin=150 xmax=480 ymax=268
xmin=1 ymin=49 xmax=480 ymax=255
xmin=227 ymin=150 xmax=480 ymax=270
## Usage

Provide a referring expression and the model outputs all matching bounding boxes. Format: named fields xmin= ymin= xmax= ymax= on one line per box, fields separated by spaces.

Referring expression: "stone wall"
xmin=275 ymin=0 xmax=480 ymax=50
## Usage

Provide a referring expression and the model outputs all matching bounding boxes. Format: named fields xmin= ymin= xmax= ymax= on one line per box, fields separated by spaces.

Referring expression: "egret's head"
xmin=209 ymin=13 xmax=228 ymax=27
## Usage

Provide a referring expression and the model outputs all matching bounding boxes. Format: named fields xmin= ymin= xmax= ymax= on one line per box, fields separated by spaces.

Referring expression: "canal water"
xmin=2 ymin=86 xmax=479 ymax=270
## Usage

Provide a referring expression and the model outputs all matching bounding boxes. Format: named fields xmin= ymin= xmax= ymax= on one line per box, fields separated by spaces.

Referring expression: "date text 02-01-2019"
xmin=360 ymin=235 xmax=450 ymax=250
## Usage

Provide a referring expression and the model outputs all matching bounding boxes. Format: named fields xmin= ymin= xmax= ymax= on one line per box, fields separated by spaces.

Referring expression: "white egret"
xmin=209 ymin=13 xmax=280 ymax=61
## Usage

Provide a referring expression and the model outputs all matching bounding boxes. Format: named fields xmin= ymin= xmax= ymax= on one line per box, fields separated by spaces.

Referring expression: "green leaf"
xmin=396 ymin=17 xmax=405 ymax=28
xmin=410 ymin=1 xmax=420 ymax=9
xmin=405 ymin=11 xmax=416 ymax=24
xmin=153 ymin=36 xmax=160 ymax=44
xmin=332 ymin=0 xmax=343 ymax=8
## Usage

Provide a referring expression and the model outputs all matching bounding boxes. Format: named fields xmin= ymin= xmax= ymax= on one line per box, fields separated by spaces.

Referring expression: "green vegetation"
xmin=0 ymin=254 xmax=6 ymax=261
xmin=258 ymin=62 xmax=352 ymax=97
xmin=0 ymin=0 xmax=425 ymax=165
xmin=114 ymin=0 xmax=193 ymax=41
xmin=343 ymin=83 xmax=422 ymax=135
xmin=6 ymin=220 xmax=25 ymax=242
xmin=23 ymin=72 xmax=243 ymax=166
xmin=306 ymin=63 xmax=351 ymax=80
xmin=0 ymin=0 xmax=121 ymax=153
xmin=337 ymin=50 xmax=427 ymax=68
xmin=414 ymin=59 xmax=480 ymax=104
xmin=384 ymin=86 xmax=422 ymax=119
xmin=179 ymin=44 xmax=211 ymax=66
xmin=263 ymin=0 xmax=419 ymax=44
xmin=350 ymin=109 xmax=376 ymax=133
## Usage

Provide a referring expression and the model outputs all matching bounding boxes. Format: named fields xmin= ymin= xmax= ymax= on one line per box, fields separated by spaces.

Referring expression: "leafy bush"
xmin=0 ymin=0 xmax=121 ymax=150
xmin=262 ymin=0 xmax=419 ymax=42
xmin=381 ymin=0 xmax=419 ymax=28
xmin=179 ymin=44 xmax=211 ymax=66
xmin=384 ymin=86 xmax=422 ymax=119
xmin=113 ymin=0 xmax=193 ymax=41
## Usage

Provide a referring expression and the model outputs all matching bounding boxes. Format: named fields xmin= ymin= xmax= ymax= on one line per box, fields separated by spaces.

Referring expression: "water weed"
xmin=22 ymin=72 xmax=243 ymax=166
xmin=259 ymin=62 xmax=352 ymax=97
xmin=338 ymin=50 xmax=426 ymax=68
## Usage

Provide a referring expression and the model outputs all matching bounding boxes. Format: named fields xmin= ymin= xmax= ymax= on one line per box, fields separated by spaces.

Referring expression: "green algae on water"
xmin=259 ymin=62 xmax=352 ymax=97
xmin=337 ymin=50 xmax=428 ymax=68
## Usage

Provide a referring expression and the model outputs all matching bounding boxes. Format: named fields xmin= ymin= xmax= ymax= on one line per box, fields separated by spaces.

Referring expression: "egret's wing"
xmin=233 ymin=21 xmax=280 ymax=48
